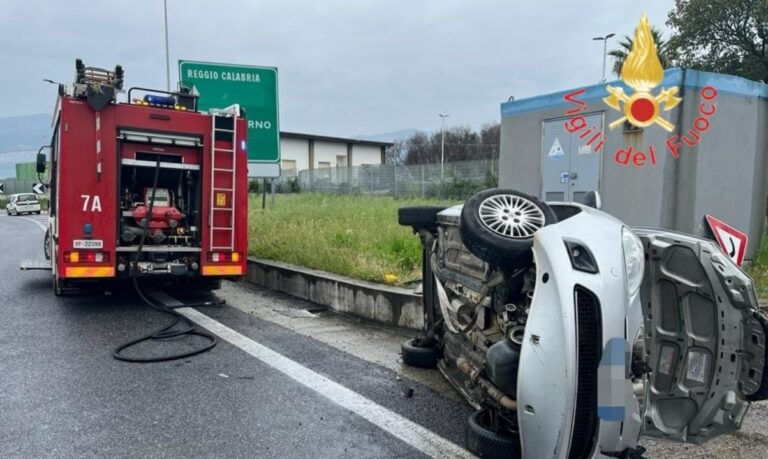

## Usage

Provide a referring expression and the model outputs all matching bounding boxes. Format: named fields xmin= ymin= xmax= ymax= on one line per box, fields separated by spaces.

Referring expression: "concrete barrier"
xmin=246 ymin=257 xmax=424 ymax=329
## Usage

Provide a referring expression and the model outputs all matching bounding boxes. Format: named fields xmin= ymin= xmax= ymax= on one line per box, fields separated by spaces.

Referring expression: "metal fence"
xmin=274 ymin=159 xmax=499 ymax=199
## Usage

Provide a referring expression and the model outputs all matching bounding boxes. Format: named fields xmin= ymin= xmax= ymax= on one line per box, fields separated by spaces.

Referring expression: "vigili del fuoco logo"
xmin=562 ymin=14 xmax=719 ymax=168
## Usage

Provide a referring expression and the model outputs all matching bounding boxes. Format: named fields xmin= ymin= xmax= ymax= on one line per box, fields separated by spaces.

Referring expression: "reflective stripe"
xmin=202 ymin=265 xmax=242 ymax=276
xmin=64 ymin=266 xmax=115 ymax=278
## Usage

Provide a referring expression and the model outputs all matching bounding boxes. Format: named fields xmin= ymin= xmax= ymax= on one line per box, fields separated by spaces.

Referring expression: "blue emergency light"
xmin=143 ymin=94 xmax=176 ymax=107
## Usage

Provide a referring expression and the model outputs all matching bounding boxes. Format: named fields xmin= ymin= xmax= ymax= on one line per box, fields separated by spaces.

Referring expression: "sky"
xmin=0 ymin=0 xmax=675 ymax=138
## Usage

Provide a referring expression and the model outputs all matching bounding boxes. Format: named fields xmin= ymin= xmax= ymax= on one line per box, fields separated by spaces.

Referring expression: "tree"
xmin=384 ymin=139 xmax=407 ymax=165
xmin=666 ymin=0 xmax=768 ymax=82
xmin=608 ymin=27 xmax=672 ymax=77
xmin=480 ymin=123 xmax=500 ymax=158
xmin=402 ymin=123 xmax=500 ymax=165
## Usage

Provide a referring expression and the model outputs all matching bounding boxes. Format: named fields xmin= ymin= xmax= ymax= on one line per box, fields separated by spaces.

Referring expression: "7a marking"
xmin=81 ymin=194 xmax=102 ymax=212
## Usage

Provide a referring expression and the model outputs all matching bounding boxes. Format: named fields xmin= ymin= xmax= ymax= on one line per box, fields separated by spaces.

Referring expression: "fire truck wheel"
xmin=44 ymin=228 xmax=51 ymax=260
xmin=201 ymin=278 xmax=222 ymax=291
xmin=53 ymin=276 xmax=75 ymax=297
xmin=53 ymin=276 xmax=64 ymax=296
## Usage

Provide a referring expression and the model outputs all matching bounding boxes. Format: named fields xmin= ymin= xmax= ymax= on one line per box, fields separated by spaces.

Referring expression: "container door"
xmin=541 ymin=114 xmax=602 ymax=203
xmin=568 ymin=113 xmax=602 ymax=204
xmin=541 ymin=119 xmax=571 ymax=202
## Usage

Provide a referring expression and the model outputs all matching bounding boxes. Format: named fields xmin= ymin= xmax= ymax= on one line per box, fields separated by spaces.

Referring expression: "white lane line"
xmin=177 ymin=307 xmax=475 ymax=459
xmin=18 ymin=216 xmax=47 ymax=232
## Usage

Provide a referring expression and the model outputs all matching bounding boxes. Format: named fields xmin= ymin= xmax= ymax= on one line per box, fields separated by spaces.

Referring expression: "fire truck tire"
xmin=44 ymin=228 xmax=51 ymax=260
xmin=53 ymin=276 xmax=76 ymax=297
xmin=53 ymin=276 xmax=64 ymax=296
xmin=199 ymin=278 xmax=222 ymax=291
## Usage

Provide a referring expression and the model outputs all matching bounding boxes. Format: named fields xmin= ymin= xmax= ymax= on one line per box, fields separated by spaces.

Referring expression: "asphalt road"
xmin=2 ymin=211 xmax=768 ymax=459
xmin=0 ymin=212 xmax=471 ymax=458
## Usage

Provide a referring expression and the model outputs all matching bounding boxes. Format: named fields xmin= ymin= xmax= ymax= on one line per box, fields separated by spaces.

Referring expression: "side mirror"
xmin=36 ymin=152 xmax=47 ymax=173
xmin=584 ymin=190 xmax=602 ymax=210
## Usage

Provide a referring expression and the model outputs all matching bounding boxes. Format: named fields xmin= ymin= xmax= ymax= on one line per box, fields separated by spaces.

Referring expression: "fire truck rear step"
xmin=20 ymin=260 xmax=53 ymax=271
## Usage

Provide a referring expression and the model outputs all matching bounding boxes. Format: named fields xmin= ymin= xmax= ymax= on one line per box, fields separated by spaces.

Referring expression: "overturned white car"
xmin=398 ymin=188 xmax=767 ymax=459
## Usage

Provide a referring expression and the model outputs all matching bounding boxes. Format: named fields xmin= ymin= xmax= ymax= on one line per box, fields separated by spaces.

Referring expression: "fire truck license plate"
xmin=74 ymin=239 xmax=103 ymax=249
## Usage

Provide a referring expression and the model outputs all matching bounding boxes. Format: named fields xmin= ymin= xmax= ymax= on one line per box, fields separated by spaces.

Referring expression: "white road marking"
xmin=177 ymin=307 xmax=475 ymax=459
xmin=18 ymin=216 xmax=47 ymax=232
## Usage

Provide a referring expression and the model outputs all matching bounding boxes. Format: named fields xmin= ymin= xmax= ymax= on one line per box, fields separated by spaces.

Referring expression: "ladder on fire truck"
xmin=209 ymin=105 xmax=240 ymax=252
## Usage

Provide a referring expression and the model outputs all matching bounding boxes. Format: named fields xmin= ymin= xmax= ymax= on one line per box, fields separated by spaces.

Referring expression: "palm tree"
xmin=608 ymin=27 xmax=671 ymax=77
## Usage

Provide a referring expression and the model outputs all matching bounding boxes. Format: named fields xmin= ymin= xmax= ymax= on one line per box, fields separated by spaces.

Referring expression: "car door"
xmin=633 ymin=228 xmax=766 ymax=444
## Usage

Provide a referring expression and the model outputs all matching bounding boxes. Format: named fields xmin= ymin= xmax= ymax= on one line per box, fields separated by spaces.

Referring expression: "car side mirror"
xmin=36 ymin=152 xmax=47 ymax=173
xmin=584 ymin=190 xmax=602 ymax=210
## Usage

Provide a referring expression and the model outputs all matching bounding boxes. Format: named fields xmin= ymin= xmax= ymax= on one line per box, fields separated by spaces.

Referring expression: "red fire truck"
xmin=27 ymin=60 xmax=248 ymax=295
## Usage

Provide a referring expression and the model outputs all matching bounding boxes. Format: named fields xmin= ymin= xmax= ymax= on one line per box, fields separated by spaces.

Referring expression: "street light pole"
xmin=164 ymin=0 xmax=171 ymax=91
xmin=593 ymin=33 xmax=615 ymax=83
xmin=439 ymin=113 xmax=449 ymax=181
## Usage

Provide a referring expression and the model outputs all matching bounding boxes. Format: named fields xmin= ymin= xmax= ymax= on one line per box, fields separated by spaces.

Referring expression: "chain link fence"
xmin=273 ymin=159 xmax=499 ymax=199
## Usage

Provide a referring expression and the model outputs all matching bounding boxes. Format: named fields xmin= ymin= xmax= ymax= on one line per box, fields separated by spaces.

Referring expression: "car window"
xmin=10 ymin=195 xmax=16 ymax=203
xmin=19 ymin=194 xmax=38 ymax=203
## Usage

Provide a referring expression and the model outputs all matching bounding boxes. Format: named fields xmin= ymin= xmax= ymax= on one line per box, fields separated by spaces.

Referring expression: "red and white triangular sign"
xmin=705 ymin=215 xmax=747 ymax=267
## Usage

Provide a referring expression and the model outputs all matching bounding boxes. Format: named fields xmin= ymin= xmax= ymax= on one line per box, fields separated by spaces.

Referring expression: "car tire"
xmin=746 ymin=312 xmax=768 ymax=401
xmin=401 ymin=337 xmax=441 ymax=368
xmin=398 ymin=207 xmax=447 ymax=230
xmin=460 ymin=189 xmax=557 ymax=268
xmin=36 ymin=211 xmax=41 ymax=215
xmin=465 ymin=409 xmax=521 ymax=459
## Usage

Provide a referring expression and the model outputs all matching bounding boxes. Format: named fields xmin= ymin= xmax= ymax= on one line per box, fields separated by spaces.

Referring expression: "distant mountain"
xmin=0 ymin=113 xmax=51 ymax=153
xmin=355 ymin=128 xmax=417 ymax=143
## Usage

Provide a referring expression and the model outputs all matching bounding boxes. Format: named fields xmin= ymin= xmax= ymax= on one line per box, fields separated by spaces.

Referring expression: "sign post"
xmin=178 ymin=60 xmax=280 ymax=177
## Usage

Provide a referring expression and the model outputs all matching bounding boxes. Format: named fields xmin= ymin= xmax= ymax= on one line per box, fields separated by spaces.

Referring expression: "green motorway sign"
xmin=179 ymin=60 xmax=280 ymax=177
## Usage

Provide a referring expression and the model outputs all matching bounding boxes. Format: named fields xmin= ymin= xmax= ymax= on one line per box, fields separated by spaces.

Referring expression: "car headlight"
xmin=622 ymin=228 xmax=644 ymax=296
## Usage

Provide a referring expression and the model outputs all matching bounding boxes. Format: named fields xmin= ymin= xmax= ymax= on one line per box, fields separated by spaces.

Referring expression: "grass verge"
xmin=248 ymin=194 xmax=458 ymax=285
xmin=248 ymin=193 xmax=768 ymax=293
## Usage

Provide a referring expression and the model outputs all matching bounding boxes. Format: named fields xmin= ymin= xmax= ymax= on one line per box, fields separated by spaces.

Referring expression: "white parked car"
xmin=6 ymin=193 xmax=42 ymax=215
xmin=399 ymin=188 xmax=767 ymax=459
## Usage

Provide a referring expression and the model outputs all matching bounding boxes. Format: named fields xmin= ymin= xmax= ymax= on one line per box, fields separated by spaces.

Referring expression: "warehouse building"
xmin=499 ymin=68 xmax=768 ymax=258
xmin=278 ymin=132 xmax=391 ymax=177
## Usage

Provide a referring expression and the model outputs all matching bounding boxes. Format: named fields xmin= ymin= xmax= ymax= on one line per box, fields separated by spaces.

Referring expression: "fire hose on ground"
xmin=112 ymin=159 xmax=218 ymax=363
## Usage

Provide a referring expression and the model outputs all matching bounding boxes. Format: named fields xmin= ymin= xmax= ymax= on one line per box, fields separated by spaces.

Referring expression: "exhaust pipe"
xmin=457 ymin=357 xmax=517 ymax=411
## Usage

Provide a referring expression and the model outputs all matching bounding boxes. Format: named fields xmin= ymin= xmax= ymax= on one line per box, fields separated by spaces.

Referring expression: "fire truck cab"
xmin=29 ymin=60 xmax=248 ymax=295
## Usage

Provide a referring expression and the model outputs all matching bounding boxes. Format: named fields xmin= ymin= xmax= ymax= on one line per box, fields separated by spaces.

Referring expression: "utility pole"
xmin=164 ymin=0 xmax=171 ymax=91
xmin=593 ymin=33 xmax=615 ymax=83
xmin=439 ymin=113 xmax=449 ymax=181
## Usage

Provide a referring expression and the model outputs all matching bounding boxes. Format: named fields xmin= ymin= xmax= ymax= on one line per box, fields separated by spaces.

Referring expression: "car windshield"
xmin=145 ymin=189 xmax=170 ymax=206
xmin=18 ymin=194 xmax=38 ymax=203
